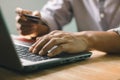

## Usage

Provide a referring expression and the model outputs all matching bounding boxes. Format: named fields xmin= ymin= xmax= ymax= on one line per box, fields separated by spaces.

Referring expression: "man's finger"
xmin=47 ymin=44 xmax=66 ymax=57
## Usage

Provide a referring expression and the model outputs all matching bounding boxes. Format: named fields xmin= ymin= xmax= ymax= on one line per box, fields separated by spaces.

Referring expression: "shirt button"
xmin=100 ymin=13 xmax=105 ymax=18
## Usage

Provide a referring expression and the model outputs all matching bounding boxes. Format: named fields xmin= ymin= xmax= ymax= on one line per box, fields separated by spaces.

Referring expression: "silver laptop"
xmin=0 ymin=8 xmax=92 ymax=72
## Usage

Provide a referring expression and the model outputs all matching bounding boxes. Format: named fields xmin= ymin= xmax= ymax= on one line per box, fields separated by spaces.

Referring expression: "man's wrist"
xmin=80 ymin=31 xmax=96 ymax=51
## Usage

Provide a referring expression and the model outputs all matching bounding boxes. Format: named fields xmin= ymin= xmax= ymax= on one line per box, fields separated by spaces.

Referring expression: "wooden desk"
xmin=0 ymin=50 xmax=120 ymax=80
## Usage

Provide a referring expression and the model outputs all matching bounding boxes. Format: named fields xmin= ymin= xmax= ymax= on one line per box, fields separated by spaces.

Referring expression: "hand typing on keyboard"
xmin=29 ymin=30 xmax=90 ymax=57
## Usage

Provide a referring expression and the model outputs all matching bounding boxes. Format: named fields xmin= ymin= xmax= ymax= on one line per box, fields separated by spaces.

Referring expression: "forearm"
xmin=84 ymin=31 xmax=120 ymax=53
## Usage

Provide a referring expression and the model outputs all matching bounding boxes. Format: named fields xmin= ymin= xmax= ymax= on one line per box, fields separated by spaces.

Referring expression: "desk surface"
xmin=0 ymin=50 xmax=120 ymax=80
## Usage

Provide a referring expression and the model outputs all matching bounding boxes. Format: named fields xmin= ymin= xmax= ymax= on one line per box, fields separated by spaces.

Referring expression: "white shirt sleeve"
xmin=40 ymin=0 xmax=73 ymax=31
xmin=111 ymin=27 xmax=120 ymax=35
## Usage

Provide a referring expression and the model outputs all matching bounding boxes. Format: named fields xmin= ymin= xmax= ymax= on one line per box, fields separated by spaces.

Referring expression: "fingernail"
xmin=39 ymin=50 xmax=44 ymax=56
xmin=47 ymin=53 xmax=53 ymax=57
xmin=33 ymin=48 xmax=37 ymax=53
xmin=29 ymin=47 xmax=33 ymax=52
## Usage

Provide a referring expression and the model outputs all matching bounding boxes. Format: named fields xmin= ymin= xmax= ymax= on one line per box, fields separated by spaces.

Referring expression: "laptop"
xmin=0 ymin=7 xmax=92 ymax=72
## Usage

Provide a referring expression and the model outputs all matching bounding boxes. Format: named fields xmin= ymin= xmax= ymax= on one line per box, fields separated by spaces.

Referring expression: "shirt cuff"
xmin=109 ymin=27 xmax=120 ymax=35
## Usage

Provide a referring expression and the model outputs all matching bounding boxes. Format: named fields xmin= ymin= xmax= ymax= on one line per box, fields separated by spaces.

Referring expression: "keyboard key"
xmin=15 ymin=45 xmax=50 ymax=62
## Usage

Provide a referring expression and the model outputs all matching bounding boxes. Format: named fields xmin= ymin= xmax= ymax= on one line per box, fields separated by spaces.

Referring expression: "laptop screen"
xmin=0 ymin=8 xmax=23 ymax=69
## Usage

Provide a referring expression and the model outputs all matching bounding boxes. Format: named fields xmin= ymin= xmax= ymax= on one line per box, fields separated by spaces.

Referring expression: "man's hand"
xmin=29 ymin=30 xmax=90 ymax=57
xmin=16 ymin=7 xmax=49 ymax=39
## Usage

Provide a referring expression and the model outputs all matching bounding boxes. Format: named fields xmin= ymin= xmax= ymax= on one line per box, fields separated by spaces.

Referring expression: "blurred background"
xmin=0 ymin=0 xmax=77 ymax=35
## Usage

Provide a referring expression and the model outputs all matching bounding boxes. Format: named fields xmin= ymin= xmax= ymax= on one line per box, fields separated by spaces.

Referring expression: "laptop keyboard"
xmin=15 ymin=45 xmax=50 ymax=62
